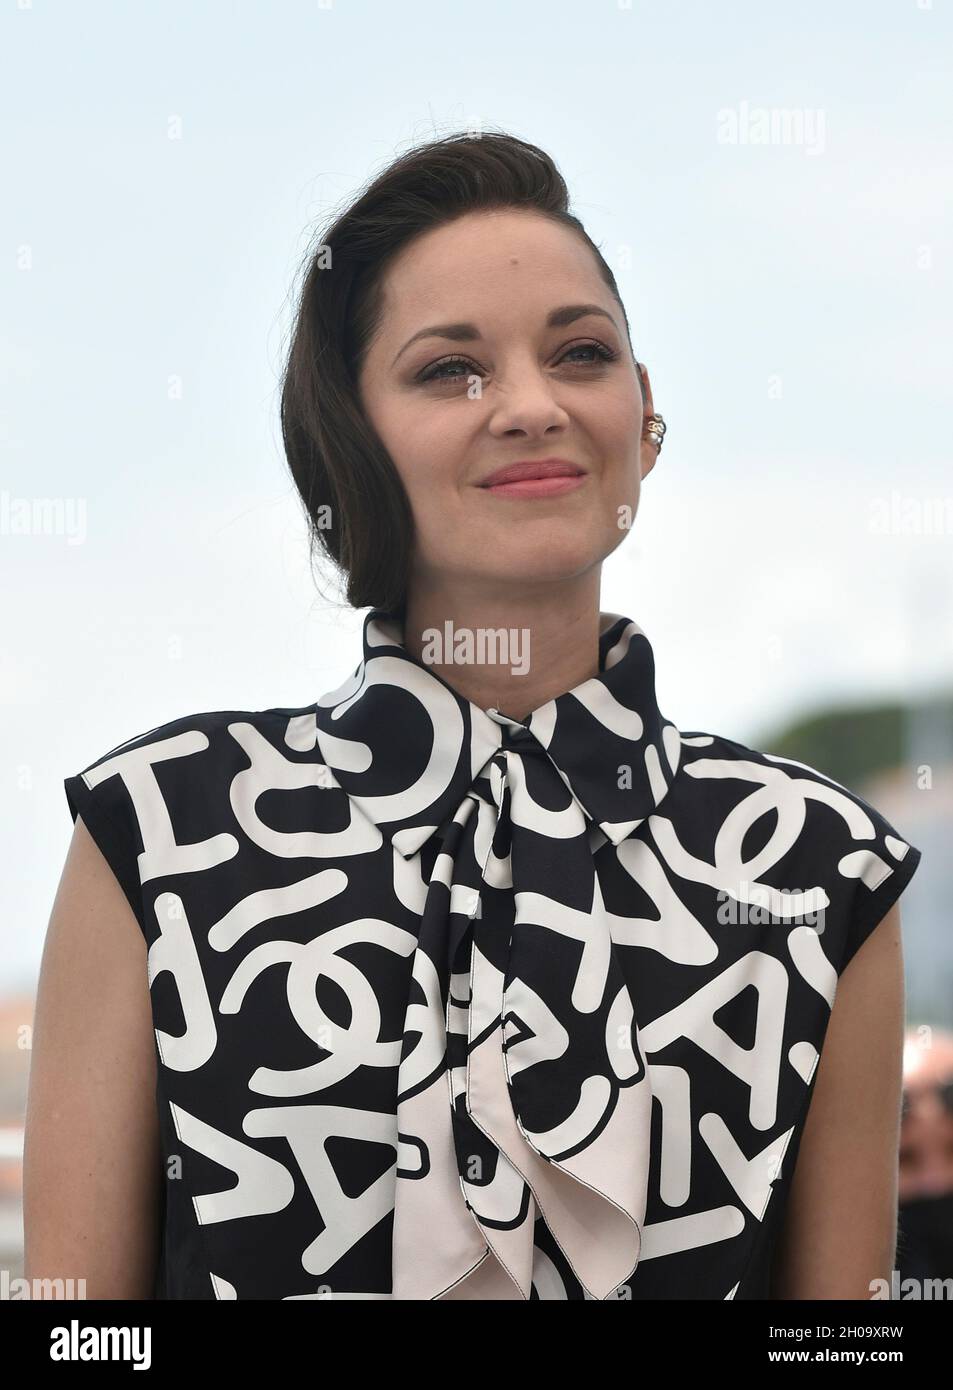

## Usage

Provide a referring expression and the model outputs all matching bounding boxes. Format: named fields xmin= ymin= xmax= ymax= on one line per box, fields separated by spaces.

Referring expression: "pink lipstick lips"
xmin=477 ymin=458 xmax=588 ymax=499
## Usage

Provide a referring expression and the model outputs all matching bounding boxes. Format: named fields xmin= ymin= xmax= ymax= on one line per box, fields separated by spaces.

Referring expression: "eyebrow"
xmin=390 ymin=303 xmax=619 ymax=368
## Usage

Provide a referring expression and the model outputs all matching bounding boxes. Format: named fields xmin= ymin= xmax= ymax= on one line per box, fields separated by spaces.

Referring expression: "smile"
xmin=476 ymin=457 xmax=589 ymax=499
xmin=480 ymin=474 xmax=589 ymax=499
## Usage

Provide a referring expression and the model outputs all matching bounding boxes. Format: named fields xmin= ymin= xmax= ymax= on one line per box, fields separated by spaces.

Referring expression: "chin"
xmin=428 ymin=517 xmax=623 ymax=591
xmin=515 ymin=521 xmax=625 ymax=575
xmin=471 ymin=543 xmax=607 ymax=589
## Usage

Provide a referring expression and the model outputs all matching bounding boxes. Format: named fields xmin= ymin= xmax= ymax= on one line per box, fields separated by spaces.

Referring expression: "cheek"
xmin=397 ymin=416 xmax=478 ymax=520
xmin=359 ymin=376 xmax=449 ymax=490
xmin=394 ymin=445 xmax=464 ymax=515
xmin=593 ymin=392 xmax=642 ymax=456
xmin=590 ymin=402 xmax=641 ymax=494
xmin=386 ymin=417 xmax=475 ymax=553
xmin=590 ymin=402 xmax=642 ymax=542
xmin=371 ymin=403 xmax=440 ymax=503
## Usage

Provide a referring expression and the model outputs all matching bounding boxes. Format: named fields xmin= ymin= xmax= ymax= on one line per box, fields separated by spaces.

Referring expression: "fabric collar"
xmin=313 ymin=608 xmax=682 ymax=859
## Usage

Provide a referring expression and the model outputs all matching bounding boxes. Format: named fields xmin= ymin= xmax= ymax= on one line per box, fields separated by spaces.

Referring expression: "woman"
xmin=25 ymin=131 xmax=922 ymax=1300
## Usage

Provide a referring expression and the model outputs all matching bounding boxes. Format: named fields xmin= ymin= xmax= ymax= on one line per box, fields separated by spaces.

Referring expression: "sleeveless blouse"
xmin=63 ymin=610 xmax=922 ymax=1300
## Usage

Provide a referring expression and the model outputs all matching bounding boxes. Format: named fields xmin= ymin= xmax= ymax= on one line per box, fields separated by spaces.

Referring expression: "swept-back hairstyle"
xmin=280 ymin=129 xmax=639 ymax=618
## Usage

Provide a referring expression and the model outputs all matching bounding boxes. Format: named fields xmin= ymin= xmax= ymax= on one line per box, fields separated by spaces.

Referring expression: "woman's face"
xmin=356 ymin=208 xmax=656 ymax=602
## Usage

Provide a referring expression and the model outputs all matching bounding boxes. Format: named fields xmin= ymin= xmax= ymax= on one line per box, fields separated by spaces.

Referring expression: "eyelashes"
xmin=416 ymin=340 xmax=621 ymax=386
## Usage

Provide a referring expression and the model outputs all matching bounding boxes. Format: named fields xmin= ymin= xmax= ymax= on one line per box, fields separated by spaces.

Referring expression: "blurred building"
xmin=757 ymin=691 xmax=953 ymax=1026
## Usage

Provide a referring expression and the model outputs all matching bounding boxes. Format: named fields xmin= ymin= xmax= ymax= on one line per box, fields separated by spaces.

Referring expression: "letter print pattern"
xmin=63 ymin=611 xmax=922 ymax=1299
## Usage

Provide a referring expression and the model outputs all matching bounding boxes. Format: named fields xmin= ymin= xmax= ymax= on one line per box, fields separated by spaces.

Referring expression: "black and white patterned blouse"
xmin=63 ymin=610 xmax=922 ymax=1300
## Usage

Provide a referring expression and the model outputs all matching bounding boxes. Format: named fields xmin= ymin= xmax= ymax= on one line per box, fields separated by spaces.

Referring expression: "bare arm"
xmin=23 ymin=814 xmax=161 ymax=1298
xmin=769 ymin=900 xmax=906 ymax=1298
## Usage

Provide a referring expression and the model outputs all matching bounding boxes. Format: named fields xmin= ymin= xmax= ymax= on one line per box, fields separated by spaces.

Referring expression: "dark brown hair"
xmin=280 ymin=129 xmax=640 ymax=618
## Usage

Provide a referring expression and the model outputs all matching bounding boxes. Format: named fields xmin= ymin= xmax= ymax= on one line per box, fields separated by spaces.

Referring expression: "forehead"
xmin=376 ymin=209 xmax=612 ymax=324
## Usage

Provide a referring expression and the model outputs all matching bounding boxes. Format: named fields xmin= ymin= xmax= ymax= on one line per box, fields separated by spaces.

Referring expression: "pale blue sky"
xmin=2 ymin=0 xmax=951 ymax=985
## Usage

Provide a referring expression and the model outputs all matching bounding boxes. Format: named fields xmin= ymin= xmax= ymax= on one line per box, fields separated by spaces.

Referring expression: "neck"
xmin=401 ymin=570 xmax=604 ymax=721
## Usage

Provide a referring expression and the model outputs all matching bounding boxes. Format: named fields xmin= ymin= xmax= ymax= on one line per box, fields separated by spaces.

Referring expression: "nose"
xmin=486 ymin=361 xmax=571 ymax=438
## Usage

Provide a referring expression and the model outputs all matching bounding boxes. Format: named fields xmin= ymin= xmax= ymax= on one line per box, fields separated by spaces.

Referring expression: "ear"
xmin=638 ymin=363 xmax=658 ymax=480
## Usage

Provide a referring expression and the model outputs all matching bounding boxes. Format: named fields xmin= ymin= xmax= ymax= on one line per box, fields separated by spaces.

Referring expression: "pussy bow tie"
xmin=314 ymin=610 xmax=683 ymax=1299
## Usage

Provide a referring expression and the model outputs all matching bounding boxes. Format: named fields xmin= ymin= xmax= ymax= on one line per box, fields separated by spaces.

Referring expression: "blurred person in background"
xmin=897 ymin=1028 xmax=953 ymax=1284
